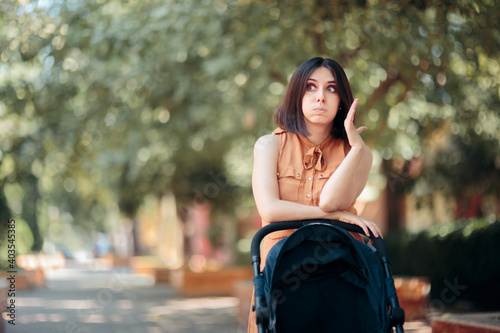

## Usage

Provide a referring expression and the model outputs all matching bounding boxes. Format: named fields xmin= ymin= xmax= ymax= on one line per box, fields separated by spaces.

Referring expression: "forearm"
xmin=255 ymin=197 xmax=335 ymax=223
xmin=319 ymin=144 xmax=372 ymax=212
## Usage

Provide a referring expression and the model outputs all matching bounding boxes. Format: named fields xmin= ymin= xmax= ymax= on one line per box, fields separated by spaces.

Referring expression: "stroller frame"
xmin=251 ymin=219 xmax=405 ymax=333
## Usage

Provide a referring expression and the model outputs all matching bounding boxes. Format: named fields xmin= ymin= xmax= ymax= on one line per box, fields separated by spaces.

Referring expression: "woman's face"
xmin=301 ymin=66 xmax=340 ymax=130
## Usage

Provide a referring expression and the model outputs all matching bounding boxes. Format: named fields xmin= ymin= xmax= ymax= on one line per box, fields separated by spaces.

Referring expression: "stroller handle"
xmin=251 ymin=219 xmax=389 ymax=265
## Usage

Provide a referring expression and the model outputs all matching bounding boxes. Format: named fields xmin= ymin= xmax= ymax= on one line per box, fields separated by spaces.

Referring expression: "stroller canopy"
xmin=258 ymin=223 xmax=393 ymax=332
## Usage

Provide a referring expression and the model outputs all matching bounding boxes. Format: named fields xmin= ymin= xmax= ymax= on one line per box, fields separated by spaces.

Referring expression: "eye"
xmin=306 ymin=83 xmax=316 ymax=91
xmin=327 ymin=86 xmax=336 ymax=93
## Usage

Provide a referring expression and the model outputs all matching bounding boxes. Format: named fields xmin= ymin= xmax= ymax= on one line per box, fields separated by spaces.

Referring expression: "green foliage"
xmin=0 ymin=186 xmax=11 ymax=256
xmin=385 ymin=219 xmax=500 ymax=310
xmin=0 ymin=0 xmax=499 ymax=250
xmin=0 ymin=217 xmax=34 ymax=270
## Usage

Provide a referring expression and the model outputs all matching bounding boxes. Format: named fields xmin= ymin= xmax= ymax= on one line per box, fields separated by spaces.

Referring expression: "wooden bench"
xmin=170 ymin=267 xmax=253 ymax=297
xmin=394 ymin=276 xmax=430 ymax=320
xmin=129 ymin=256 xmax=171 ymax=284
xmin=432 ymin=313 xmax=500 ymax=332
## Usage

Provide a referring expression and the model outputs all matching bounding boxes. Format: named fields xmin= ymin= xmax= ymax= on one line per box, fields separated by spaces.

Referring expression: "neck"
xmin=306 ymin=124 xmax=332 ymax=146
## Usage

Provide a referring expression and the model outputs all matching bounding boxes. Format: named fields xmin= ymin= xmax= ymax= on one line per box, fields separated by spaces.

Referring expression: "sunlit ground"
xmin=4 ymin=260 xmax=245 ymax=333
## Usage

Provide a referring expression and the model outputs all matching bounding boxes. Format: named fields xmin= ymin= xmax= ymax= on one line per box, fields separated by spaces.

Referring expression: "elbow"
xmin=318 ymin=202 xmax=332 ymax=213
xmin=257 ymin=206 xmax=279 ymax=223
xmin=319 ymin=195 xmax=352 ymax=213
xmin=259 ymin=211 xmax=274 ymax=223
xmin=319 ymin=197 xmax=341 ymax=213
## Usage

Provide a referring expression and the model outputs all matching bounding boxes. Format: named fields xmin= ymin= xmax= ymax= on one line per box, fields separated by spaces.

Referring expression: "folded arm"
xmin=318 ymin=144 xmax=373 ymax=212
xmin=252 ymin=134 xmax=380 ymax=237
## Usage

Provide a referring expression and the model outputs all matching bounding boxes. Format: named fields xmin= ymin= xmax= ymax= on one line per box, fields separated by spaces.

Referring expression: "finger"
xmin=357 ymin=218 xmax=370 ymax=237
xmin=369 ymin=226 xmax=379 ymax=238
xmin=368 ymin=223 xmax=382 ymax=238
xmin=359 ymin=219 xmax=376 ymax=238
xmin=356 ymin=126 xmax=368 ymax=134
xmin=362 ymin=222 xmax=374 ymax=237
xmin=339 ymin=214 xmax=368 ymax=236
xmin=359 ymin=223 xmax=369 ymax=237
xmin=346 ymin=98 xmax=358 ymax=123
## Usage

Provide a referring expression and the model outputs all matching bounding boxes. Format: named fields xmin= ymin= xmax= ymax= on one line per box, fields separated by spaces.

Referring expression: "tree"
xmin=1 ymin=0 xmax=499 ymax=256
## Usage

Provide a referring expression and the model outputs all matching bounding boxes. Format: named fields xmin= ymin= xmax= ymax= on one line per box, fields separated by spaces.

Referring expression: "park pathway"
xmin=5 ymin=260 xmax=245 ymax=333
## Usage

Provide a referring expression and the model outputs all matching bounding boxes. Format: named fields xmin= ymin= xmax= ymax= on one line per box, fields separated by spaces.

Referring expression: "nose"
xmin=316 ymin=90 xmax=325 ymax=103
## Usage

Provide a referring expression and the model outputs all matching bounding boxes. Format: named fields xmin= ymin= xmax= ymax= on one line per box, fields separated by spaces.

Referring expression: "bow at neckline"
xmin=299 ymin=134 xmax=335 ymax=172
xmin=303 ymin=146 xmax=326 ymax=171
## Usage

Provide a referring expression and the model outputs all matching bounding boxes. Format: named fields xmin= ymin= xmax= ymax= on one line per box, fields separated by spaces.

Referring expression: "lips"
xmin=313 ymin=107 xmax=327 ymax=112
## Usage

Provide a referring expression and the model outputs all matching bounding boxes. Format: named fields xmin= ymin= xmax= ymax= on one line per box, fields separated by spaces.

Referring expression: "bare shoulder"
xmin=254 ymin=134 xmax=278 ymax=152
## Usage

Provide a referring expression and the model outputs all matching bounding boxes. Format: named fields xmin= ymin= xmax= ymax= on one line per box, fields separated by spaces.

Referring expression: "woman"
xmin=248 ymin=57 xmax=382 ymax=332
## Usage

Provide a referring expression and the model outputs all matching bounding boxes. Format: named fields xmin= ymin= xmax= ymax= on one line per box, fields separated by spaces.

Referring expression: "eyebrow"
xmin=307 ymin=78 xmax=336 ymax=83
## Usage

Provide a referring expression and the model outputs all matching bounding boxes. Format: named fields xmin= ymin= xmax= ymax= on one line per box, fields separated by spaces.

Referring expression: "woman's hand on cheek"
xmin=344 ymin=99 xmax=368 ymax=149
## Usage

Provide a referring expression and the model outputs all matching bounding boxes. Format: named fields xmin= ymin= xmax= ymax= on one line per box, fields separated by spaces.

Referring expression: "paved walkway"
xmin=4 ymin=260 xmax=431 ymax=333
xmin=5 ymin=261 xmax=246 ymax=333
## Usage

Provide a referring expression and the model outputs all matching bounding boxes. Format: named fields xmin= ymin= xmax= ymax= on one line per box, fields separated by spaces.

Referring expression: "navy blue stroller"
xmin=251 ymin=219 xmax=405 ymax=333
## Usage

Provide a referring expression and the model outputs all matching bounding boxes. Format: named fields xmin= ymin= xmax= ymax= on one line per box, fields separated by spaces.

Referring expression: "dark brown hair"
xmin=274 ymin=57 xmax=354 ymax=143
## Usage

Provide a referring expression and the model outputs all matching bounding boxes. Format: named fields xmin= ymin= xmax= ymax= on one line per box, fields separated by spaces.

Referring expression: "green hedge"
xmin=385 ymin=219 xmax=500 ymax=311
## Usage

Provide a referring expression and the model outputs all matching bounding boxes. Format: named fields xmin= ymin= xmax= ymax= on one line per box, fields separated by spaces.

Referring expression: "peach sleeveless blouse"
xmin=248 ymin=128 xmax=358 ymax=332
xmin=260 ymin=128 xmax=358 ymax=248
